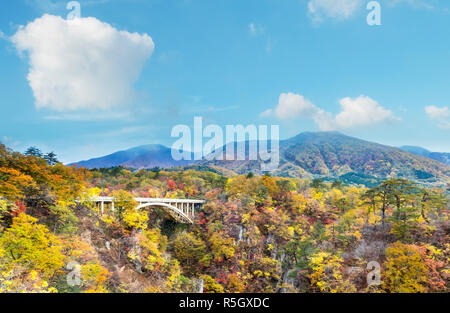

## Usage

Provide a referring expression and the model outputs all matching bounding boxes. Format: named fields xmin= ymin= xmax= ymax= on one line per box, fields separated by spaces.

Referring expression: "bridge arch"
xmin=136 ymin=202 xmax=194 ymax=224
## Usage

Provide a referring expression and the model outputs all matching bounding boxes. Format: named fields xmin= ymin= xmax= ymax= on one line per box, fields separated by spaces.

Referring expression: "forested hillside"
xmin=201 ymin=132 xmax=450 ymax=186
xmin=72 ymin=132 xmax=450 ymax=188
xmin=0 ymin=143 xmax=449 ymax=293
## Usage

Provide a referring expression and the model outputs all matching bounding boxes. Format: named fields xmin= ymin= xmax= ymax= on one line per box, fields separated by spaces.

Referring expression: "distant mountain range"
xmin=71 ymin=132 xmax=450 ymax=186
xmin=70 ymin=144 xmax=193 ymax=169
xmin=399 ymin=146 xmax=450 ymax=166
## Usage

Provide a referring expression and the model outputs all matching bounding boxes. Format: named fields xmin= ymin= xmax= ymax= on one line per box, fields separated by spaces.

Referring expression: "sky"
xmin=0 ymin=0 xmax=449 ymax=163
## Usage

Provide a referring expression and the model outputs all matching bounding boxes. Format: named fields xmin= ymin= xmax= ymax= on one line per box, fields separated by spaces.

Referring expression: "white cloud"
xmin=307 ymin=0 xmax=437 ymax=23
xmin=425 ymin=105 xmax=449 ymax=119
xmin=332 ymin=95 xmax=398 ymax=129
xmin=248 ymin=23 xmax=265 ymax=36
xmin=248 ymin=23 xmax=272 ymax=53
xmin=439 ymin=121 xmax=450 ymax=129
xmin=262 ymin=93 xmax=399 ymax=130
xmin=274 ymin=92 xmax=317 ymax=119
xmin=425 ymin=105 xmax=450 ymax=129
xmin=1 ymin=136 xmax=20 ymax=148
xmin=312 ymin=108 xmax=335 ymax=131
xmin=2 ymin=136 xmax=12 ymax=143
xmin=11 ymin=14 xmax=154 ymax=112
xmin=310 ymin=96 xmax=398 ymax=131
xmin=308 ymin=0 xmax=363 ymax=22
xmin=307 ymin=0 xmax=434 ymax=23
xmin=259 ymin=109 xmax=273 ymax=118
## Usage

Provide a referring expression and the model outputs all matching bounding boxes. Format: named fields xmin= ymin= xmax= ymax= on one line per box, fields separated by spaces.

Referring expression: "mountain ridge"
xmin=71 ymin=132 xmax=450 ymax=186
xmin=199 ymin=131 xmax=449 ymax=184
xmin=399 ymin=145 xmax=450 ymax=166
xmin=70 ymin=144 xmax=194 ymax=169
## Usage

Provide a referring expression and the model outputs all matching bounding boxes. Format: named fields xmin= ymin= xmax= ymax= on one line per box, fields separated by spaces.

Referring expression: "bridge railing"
xmin=82 ymin=197 xmax=206 ymax=224
xmin=90 ymin=197 xmax=206 ymax=204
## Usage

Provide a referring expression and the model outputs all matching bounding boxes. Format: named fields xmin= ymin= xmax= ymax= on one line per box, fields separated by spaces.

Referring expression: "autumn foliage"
xmin=0 ymin=143 xmax=448 ymax=293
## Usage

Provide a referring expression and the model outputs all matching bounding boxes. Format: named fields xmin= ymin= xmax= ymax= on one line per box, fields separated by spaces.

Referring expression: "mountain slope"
xmin=400 ymin=146 xmax=450 ymax=166
xmin=70 ymin=144 xmax=193 ymax=169
xmin=71 ymin=132 xmax=450 ymax=186
xmin=200 ymin=132 xmax=450 ymax=184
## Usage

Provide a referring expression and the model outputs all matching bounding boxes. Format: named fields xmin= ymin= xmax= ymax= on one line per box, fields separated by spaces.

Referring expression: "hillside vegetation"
xmin=0 ymin=143 xmax=449 ymax=293
xmin=72 ymin=132 xmax=450 ymax=188
xmin=202 ymin=132 xmax=450 ymax=186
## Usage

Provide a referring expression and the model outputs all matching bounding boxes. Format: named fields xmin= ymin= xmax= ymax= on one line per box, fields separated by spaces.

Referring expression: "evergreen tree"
xmin=24 ymin=147 xmax=43 ymax=158
xmin=44 ymin=152 xmax=59 ymax=166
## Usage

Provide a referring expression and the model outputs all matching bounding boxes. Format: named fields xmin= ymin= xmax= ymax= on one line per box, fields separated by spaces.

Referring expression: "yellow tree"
xmin=383 ymin=242 xmax=428 ymax=293
xmin=0 ymin=268 xmax=58 ymax=293
xmin=208 ymin=232 xmax=235 ymax=263
xmin=111 ymin=190 xmax=138 ymax=222
xmin=309 ymin=251 xmax=355 ymax=293
xmin=0 ymin=214 xmax=65 ymax=279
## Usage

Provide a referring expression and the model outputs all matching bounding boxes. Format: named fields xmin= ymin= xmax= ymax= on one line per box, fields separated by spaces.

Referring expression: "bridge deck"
xmin=92 ymin=197 xmax=206 ymax=204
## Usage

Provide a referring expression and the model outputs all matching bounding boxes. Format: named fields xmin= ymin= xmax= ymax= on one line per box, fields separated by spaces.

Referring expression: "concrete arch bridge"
xmin=90 ymin=197 xmax=206 ymax=224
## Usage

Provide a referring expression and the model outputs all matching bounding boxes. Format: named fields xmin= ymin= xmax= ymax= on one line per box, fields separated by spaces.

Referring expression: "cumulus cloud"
xmin=308 ymin=0 xmax=364 ymax=22
xmin=309 ymin=95 xmax=399 ymax=131
xmin=273 ymin=92 xmax=317 ymax=119
xmin=11 ymin=14 xmax=154 ymax=112
xmin=332 ymin=95 xmax=398 ymax=129
xmin=262 ymin=93 xmax=399 ymax=131
xmin=425 ymin=106 xmax=450 ymax=129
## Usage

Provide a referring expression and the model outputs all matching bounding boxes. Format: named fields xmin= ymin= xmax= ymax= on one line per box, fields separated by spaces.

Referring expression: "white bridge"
xmin=90 ymin=197 xmax=206 ymax=224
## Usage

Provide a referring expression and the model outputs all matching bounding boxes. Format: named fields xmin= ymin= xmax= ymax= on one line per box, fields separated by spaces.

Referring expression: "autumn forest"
xmin=0 ymin=143 xmax=448 ymax=294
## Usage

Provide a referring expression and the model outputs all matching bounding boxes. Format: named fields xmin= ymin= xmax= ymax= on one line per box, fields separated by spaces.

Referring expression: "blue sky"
xmin=0 ymin=0 xmax=449 ymax=163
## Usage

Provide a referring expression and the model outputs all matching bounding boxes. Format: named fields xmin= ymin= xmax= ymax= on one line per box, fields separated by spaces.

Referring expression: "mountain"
xmin=400 ymin=146 xmax=450 ymax=166
xmin=70 ymin=144 xmax=194 ymax=169
xmin=71 ymin=132 xmax=450 ymax=186
xmin=199 ymin=132 xmax=450 ymax=185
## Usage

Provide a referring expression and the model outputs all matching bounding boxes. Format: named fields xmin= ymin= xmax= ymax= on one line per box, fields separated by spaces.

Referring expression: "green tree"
xmin=172 ymin=232 xmax=209 ymax=271
xmin=44 ymin=152 xmax=59 ymax=166
xmin=24 ymin=147 xmax=43 ymax=158
xmin=311 ymin=178 xmax=326 ymax=191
